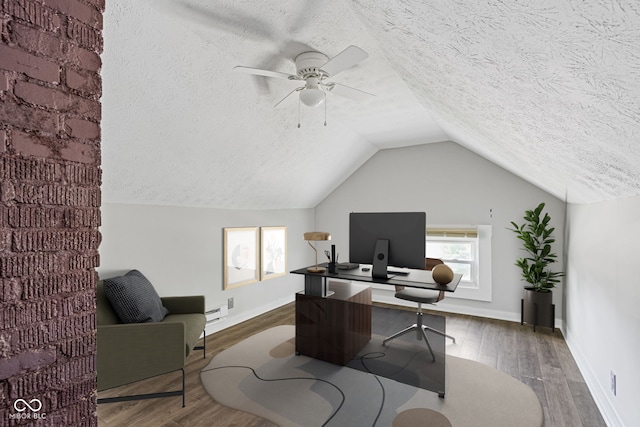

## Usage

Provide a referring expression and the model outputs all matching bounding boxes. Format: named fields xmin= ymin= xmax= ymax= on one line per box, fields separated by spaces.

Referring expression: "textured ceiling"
xmin=101 ymin=0 xmax=640 ymax=209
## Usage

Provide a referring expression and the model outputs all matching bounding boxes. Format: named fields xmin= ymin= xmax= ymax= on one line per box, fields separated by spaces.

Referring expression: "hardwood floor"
xmin=96 ymin=305 xmax=293 ymax=427
xmin=97 ymin=303 xmax=606 ymax=427
xmin=441 ymin=310 xmax=606 ymax=427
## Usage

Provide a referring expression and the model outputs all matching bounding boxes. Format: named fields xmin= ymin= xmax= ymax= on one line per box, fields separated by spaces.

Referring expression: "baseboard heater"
xmin=206 ymin=305 xmax=228 ymax=324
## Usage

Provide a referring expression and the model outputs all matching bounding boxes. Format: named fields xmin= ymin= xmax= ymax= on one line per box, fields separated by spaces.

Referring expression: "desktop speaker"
xmin=432 ymin=264 xmax=454 ymax=285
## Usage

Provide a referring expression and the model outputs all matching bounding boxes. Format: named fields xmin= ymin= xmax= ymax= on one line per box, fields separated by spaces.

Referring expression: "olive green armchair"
xmin=96 ymin=279 xmax=206 ymax=407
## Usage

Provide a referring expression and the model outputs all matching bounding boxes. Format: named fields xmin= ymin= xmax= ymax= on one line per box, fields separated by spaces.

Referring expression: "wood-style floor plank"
xmin=97 ymin=302 xmax=605 ymax=427
xmin=496 ymin=322 xmax=520 ymax=379
xmin=567 ymin=380 xmax=607 ymax=427
xmin=516 ymin=327 xmax=544 ymax=380
xmin=442 ymin=309 xmax=606 ymax=427
xmin=542 ymin=364 xmax=584 ymax=427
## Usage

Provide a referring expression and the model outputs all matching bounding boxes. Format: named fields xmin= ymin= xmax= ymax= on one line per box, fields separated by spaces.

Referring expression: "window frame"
xmin=426 ymin=225 xmax=492 ymax=302
xmin=426 ymin=236 xmax=478 ymax=288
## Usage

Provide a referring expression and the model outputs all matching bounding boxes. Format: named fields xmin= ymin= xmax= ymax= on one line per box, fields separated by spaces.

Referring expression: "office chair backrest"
xmin=425 ymin=258 xmax=444 ymax=271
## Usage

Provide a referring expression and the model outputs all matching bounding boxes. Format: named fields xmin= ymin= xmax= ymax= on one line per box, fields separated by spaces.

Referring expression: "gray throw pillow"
xmin=103 ymin=270 xmax=169 ymax=323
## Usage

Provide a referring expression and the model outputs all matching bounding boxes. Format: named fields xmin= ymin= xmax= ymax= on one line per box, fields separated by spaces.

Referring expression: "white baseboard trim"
xmin=372 ymin=294 xmax=564 ymax=331
xmin=203 ymin=294 xmax=296 ymax=336
xmin=564 ymin=336 xmax=623 ymax=427
xmin=204 ymin=292 xmax=565 ymax=338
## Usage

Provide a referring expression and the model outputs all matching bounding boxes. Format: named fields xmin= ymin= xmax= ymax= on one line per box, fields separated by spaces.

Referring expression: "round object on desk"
xmin=432 ymin=264 xmax=454 ymax=285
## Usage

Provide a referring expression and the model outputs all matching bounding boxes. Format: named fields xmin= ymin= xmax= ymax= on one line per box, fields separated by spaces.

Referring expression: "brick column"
xmin=1 ymin=0 xmax=104 ymax=425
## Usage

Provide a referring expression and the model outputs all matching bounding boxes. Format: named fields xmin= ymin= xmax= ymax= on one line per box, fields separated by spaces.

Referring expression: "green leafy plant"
xmin=509 ymin=202 xmax=564 ymax=292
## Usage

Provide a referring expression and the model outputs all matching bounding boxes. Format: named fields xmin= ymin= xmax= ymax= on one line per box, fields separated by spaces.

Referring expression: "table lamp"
xmin=304 ymin=231 xmax=331 ymax=273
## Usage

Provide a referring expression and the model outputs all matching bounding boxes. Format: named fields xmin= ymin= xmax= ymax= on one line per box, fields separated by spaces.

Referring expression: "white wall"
xmin=98 ymin=203 xmax=314 ymax=332
xmin=565 ymin=197 xmax=640 ymax=427
xmin=314 ymin=141 xmax=566 ymax=322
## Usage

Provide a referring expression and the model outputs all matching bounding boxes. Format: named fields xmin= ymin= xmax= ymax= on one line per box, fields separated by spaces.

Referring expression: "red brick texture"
xmin=0 ymin=0 xmax=103 ymax=425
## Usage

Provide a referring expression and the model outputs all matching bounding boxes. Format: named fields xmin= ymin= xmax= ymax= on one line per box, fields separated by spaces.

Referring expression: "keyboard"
xmin=337 ymin=262 xmax=360 ymax=270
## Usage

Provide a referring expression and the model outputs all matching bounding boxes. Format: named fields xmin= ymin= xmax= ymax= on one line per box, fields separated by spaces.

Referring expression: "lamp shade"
xmin=299 ymin=88 xmax=325 ymax=107
xmin=299 ymin=77 xmax=325 ymax=107
xmin=304 ymin=231 xmax=331 ymax=241
xmin=304 ymin=231 xmax=331 ymax=273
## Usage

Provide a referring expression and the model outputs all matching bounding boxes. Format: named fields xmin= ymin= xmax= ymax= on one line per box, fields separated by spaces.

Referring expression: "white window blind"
xmin=427 ymin=228 xmax=478 ymax=238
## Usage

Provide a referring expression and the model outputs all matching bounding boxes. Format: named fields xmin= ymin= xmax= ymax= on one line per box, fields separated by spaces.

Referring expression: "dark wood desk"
xmin=295 ymin=281 xmax=371 ymax=365
xmin=290 ymin=264 xmax=462 ymax=294
xmin=291 ymin=265 xmax=461 ymax=366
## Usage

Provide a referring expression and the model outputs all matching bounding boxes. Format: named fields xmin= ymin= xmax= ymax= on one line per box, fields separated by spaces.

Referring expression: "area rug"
xmin=201 ymin=325 xmax=543 ymax=427
xmin=346 ymin=307 xmax=447 ymax=396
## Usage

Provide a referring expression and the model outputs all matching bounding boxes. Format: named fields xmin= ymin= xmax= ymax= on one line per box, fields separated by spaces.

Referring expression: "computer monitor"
xmin=349 ymin=212 xmax=426 ymax=279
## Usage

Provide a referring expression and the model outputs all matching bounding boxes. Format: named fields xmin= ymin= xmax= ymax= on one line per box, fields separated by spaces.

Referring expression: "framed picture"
xmin=223 ymin=227 xmax=259 ymax=289
xmin=261 ymin=226 xmax=287 ymax=281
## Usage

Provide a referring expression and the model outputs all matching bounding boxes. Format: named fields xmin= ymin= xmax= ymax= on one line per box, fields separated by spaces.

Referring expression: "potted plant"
xmin=509 ymin=202 xmax=564 ymax=330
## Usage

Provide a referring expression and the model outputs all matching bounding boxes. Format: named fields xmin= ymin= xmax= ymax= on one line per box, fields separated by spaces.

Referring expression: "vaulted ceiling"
xmin=101 ymin=0 xmax=640 ymax=209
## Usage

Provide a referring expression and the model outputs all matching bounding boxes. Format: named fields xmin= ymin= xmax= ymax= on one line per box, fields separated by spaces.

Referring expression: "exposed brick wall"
xmin=0 ymin=0 xmax=103 ymax=425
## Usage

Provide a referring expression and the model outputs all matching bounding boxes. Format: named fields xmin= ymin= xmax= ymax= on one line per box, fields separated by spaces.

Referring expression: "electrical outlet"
xmin=228 ymin=297 xmax=234 ymax=310
xmin=610 ymin=371 xmax=617 ymax=396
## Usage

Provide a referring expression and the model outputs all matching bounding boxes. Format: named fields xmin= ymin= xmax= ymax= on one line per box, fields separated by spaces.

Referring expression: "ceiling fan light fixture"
xmin=235 ymin=45 xmax=372 ymax=111
xmin=299 ymin=88 xmax=325 ymax=107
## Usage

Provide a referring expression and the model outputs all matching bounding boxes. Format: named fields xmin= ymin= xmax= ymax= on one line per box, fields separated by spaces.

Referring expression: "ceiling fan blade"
xmin=155 ymin=0 xmax=274 ymax=41
xmin=274 ymin=87 xmax=303 ymax=108
xmin=319 ymin=45 xmax=368 ymax=77
xmin=324 ymin=82 xmax=374 ymax=103
xmin=234 ymin=66 xmax=299 ymax=81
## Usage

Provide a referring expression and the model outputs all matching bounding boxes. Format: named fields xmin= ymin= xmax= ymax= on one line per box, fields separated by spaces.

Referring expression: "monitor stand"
xmin=372 ymin=239 xmax=389 ymax=280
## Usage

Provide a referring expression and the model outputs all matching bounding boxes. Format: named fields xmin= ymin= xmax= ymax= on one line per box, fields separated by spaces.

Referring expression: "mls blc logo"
xmin=10 ymin=398 xmax=46 ymax=420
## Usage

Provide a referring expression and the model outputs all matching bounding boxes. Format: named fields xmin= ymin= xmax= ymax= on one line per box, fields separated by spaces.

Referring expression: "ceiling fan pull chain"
xmin=297 ymin=96 xmax=301 ymax=129
xmin=324 ymin=92 xmax=327 ymax=127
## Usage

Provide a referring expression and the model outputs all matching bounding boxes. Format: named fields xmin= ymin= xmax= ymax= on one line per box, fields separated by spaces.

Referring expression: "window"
xmin=426 ymin=225 xmax=492 ymax=301
xmin=426 ymin=230 xmax=477 ymax=287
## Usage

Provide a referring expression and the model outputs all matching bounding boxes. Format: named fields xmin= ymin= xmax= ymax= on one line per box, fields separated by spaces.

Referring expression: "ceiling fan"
xmin=234 ymin=45 xmax=374 ymax=109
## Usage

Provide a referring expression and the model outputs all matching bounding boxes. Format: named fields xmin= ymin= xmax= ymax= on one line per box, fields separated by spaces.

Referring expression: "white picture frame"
xmin=223 ymin=227 xmax=259 ymax=289
xmin=260 ymin=226 xmax=287 ymax=281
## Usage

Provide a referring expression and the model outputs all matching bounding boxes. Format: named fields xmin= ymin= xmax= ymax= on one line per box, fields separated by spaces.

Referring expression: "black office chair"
xmin=383 ymin=258 xmax=456 ymax=361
